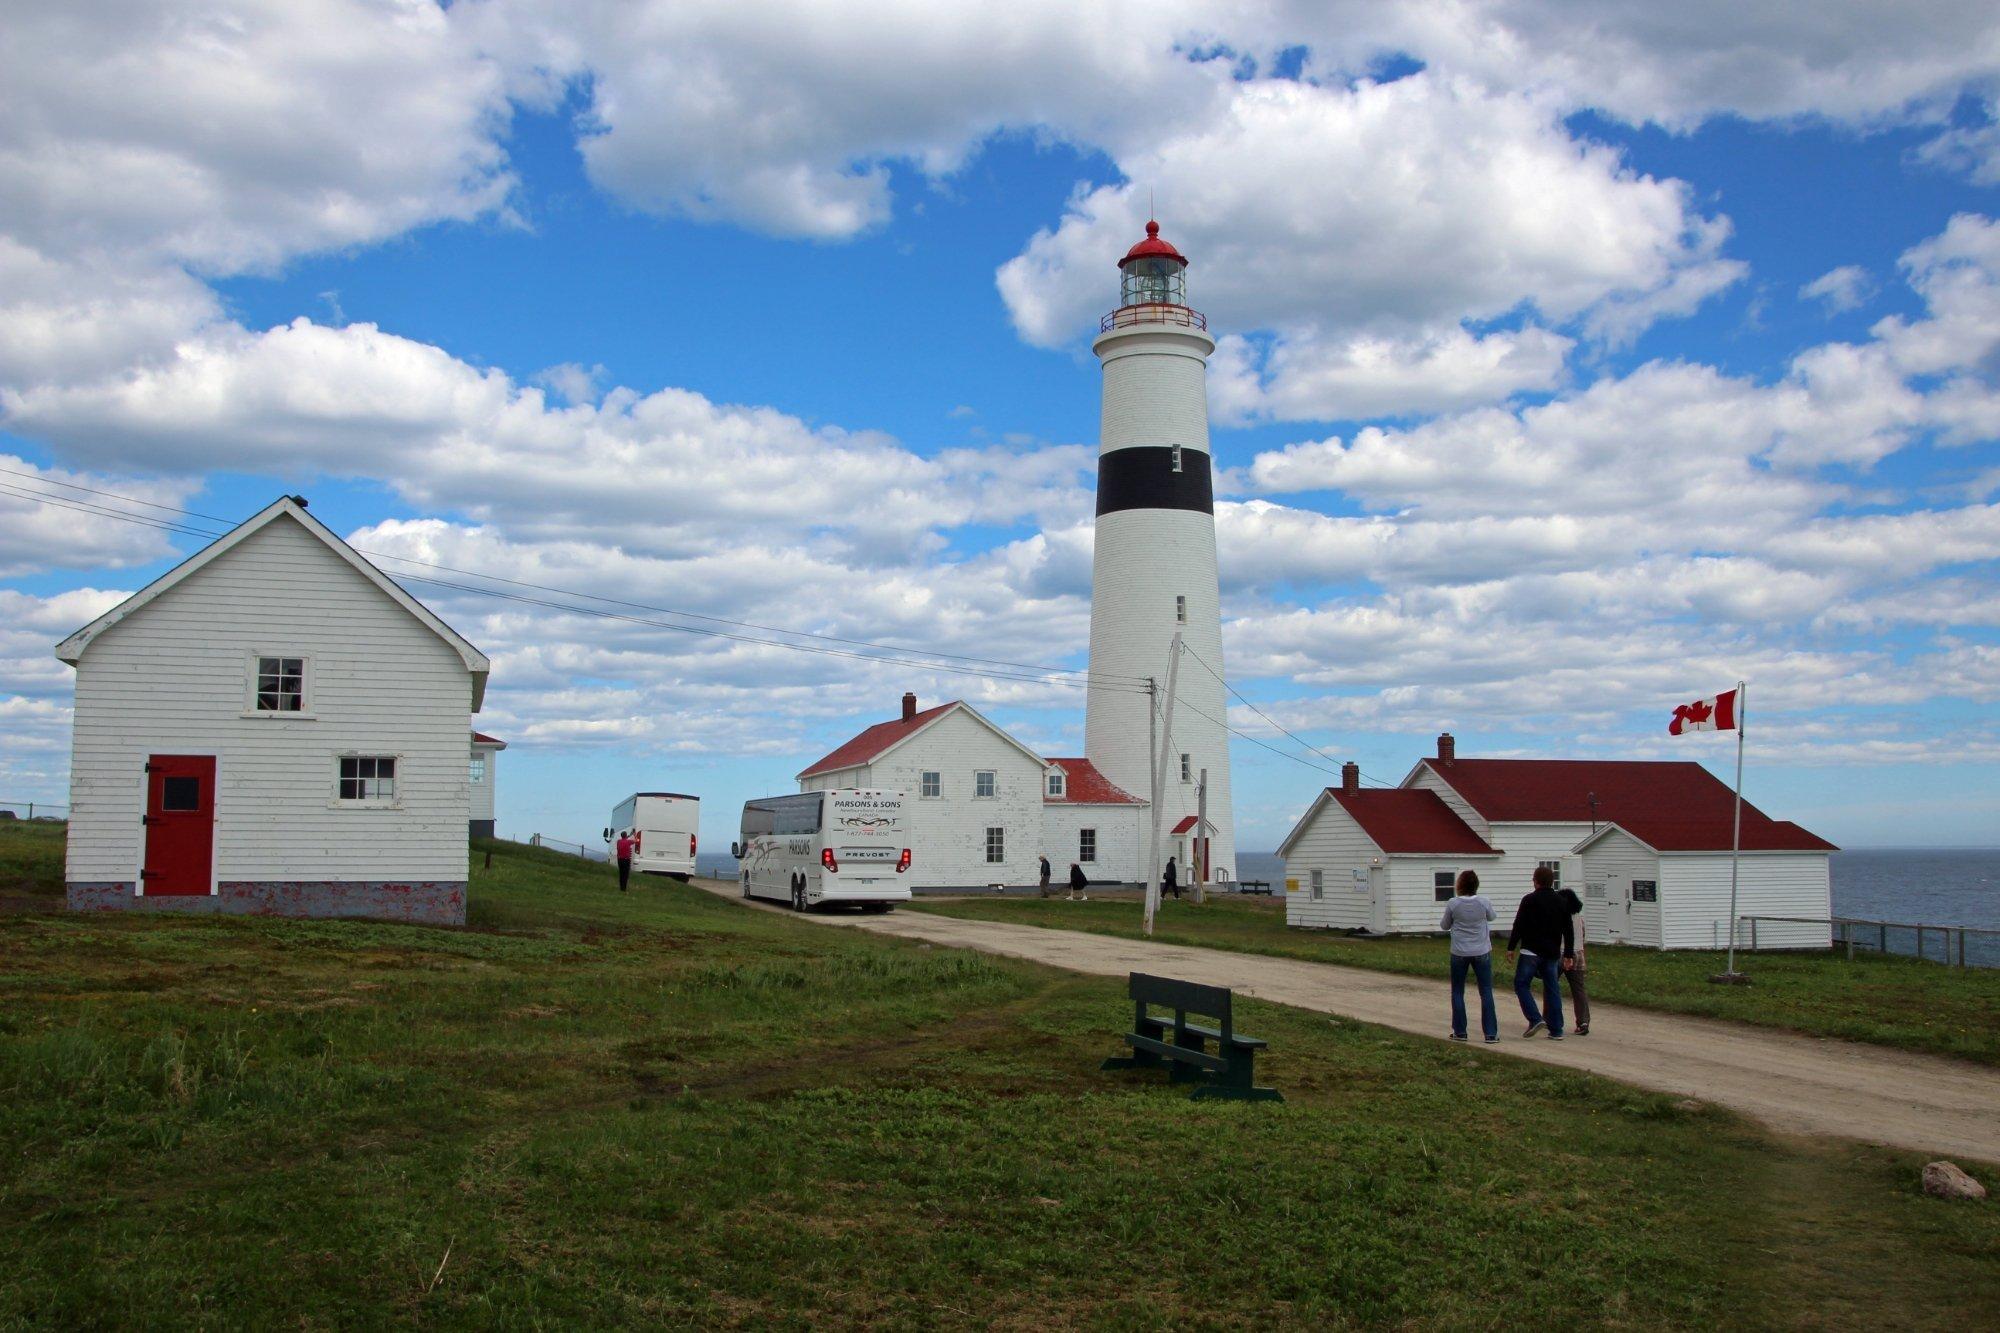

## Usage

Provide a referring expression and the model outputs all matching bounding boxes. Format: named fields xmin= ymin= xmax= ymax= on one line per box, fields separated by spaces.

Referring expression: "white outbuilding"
xmin=1281 ymin=740 xmax=1837 ymax=950
xmin=57 ymin=496 xmax=490 ymax=925
xmin=470 ymin=731 xmax=506 ymax=839
xmin=798 ymin=694 xmax=1147 ymax=890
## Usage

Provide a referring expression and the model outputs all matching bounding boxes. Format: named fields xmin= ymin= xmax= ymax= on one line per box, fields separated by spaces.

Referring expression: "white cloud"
xmin=1210 ymin=325 xmax=1573 ymax=425
xmin=1801 ymin=264 xmax=1876 ymax=313
xmin=0 ymin=455 xmax=200 ymax=577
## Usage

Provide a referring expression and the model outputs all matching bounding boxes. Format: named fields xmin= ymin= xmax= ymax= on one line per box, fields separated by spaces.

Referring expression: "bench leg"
xmin=1167 ymin=1030 xmax=1209 ymax=1084
xmin=1187 ymin=1047 xmax=1285 ymax=1103
xmin=1102 ymin=1017 xmax=1169 ymax=1072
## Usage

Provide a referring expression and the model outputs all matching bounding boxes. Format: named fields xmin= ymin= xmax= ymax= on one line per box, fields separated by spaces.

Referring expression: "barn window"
xmin=469 ymin=757 xmax=487 ymax=785
xmin=1538 ymin=859 xmax=1563 ymax=890
xmin=338 ymin=756 xmax=396 ymax=802
xmin=1310 ymin=869 xmax=1323 ymax=900
xmin=920 ymin=771 xmax=941 ymax=798
xmin=975 ymin=770 xmax=997 ymax=798
xmin=1434 ymin=870 xmax=1457 ymax=902
xmin=255 ymin=656 xmax=305 ymax=712
xmin=1046 ymin=770 xmax=1066 ymax=798
xmin=985 ymin=827 xmax=1005 ymax=863
xmin=1079 ymin=828 xmax=1096 ymax=863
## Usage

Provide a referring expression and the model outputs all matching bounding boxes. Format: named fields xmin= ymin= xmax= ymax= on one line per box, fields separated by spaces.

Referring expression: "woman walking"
xmin=1440 ymin=870 xmax=1499 ymax=1043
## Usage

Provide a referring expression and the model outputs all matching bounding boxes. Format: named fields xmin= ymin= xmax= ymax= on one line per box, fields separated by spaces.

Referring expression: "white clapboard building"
xmin=470 ymin=731 xmax=506 ymax=839
xmin=57 ymin=496 xmax=491 ymax=925
xmin=798 ymin=694 xmax=1147 ymax=890
xmin=1280 ymin=735 xmax=1836 ymax=950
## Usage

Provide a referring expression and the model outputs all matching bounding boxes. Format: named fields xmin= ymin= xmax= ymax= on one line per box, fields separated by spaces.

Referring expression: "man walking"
xmin=1162 ymin=856 xmax=1181 ymax=900
xmin=1039 ymin=853 xmax=1054 ymax=898
xmin=1067 ymin=862 xmax=1090 ymax=901
xmin=1506 ymin=865 xmax=1574 ymax=1039
xmin=614 ymin=829 xmax=635 ymax=892
xmin=1556 ymin=880 xmax=1591 ymax=1035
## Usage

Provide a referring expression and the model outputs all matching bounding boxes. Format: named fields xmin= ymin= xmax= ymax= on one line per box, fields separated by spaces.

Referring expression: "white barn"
xmin=1281 ymin=738 xmax=1837 ymax=950
xmin=57 ymin=496 xmax=491 ymax=926
xmin=470 ymin=731 xmax=506 ymax=839
xmin=798 ymin=694 xmax=1147 ymax=890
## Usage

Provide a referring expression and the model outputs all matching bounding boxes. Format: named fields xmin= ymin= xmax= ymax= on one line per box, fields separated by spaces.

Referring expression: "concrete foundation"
xmin=67 ymin=880 xmax=467 ymax=926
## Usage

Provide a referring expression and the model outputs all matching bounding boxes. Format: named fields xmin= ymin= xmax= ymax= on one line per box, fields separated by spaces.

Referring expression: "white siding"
xmin=66 ymin=514 xmax=473 ymax=884
xmin=469 ymin=744 xmax=499 ymax=823
xmin=1661 ymin=854 xmax=1833 ymax=950
xmin=1041 ymin=801 xmax=1145 ymax=884
xmin=1386 ymin=860 xmax=1487 ymax=936
xmin=1578 ymin=829 xmax=1663 ymax=948
xmin=803 ymin=708 xmax=1045 ymax=888
xmin=1281 ymin=796 xmax=1380 ymax=930
xmin=1480 ymin=823 xmax=1593 ymax=924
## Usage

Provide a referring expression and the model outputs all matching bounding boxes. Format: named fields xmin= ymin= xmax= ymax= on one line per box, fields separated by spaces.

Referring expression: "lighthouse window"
xmin=1180 ymin=753 xmax=1191 ymax=783
xmin=1175 ymin=595 xmax=1187 ymax=623
xmin=1171 ymin=444 xmax=1183 ymax=473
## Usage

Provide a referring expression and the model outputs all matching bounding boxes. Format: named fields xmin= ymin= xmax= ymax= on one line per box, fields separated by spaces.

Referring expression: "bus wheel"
xmin=741 ymin=872 xmax=751 ymax=899
xmin=792 ymin=877 xmax=807 ymax=913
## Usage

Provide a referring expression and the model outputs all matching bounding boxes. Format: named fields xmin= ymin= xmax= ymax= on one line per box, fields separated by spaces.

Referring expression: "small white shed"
xmin=1279 ymin=764 xmax=1501 ymax=934
xmin=470 ymin=731 xmax=506 ymax=839
xmin=1574 ymin=820 xmax=1836 ymax=950
xmin=57 ymin=496 xmax=490 ymax=925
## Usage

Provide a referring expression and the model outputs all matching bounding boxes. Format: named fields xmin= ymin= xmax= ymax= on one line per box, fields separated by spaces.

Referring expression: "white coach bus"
xmin=604 ymin=792 xmax=700 ymax=881
xmin=732 ymin=789 xmax=911 ymax=912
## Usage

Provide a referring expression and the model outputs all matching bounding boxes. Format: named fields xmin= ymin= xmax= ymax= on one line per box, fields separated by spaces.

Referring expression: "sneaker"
xmin=1079 ymin=895 xmax=1088 ymax=901
xmin=1523 ymin=1021 xmax=1546 ymax=1038
xmin=1576 ymin=1024 xmax=1590 ymax=1036
xmin=1548 ymin=1031 xmax=1564 ymax=1041
xmin=1450 ymin=1033 xmax=1467 ymax=1041
xmin=1483 ymin=1036 xmax=1500 ymax=1044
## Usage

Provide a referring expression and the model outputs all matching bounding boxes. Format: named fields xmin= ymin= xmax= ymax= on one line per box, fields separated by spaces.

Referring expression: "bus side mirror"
xmin=602 ymin=827 xmax=610 ymax=841
xmin=730 ymin=842 xmax=743 ymax=859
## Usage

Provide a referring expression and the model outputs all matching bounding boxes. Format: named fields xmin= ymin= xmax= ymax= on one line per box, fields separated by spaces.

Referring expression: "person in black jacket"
xmin=1162 ymin=856 xmax=1181 ymax=900
xmin=1067 ymin=861 xmax=1090 ymax=901
xmin=1038 ymin=854 xmax=1054 ymax=898
xmin=1506 ymin=864 xmax=1575 ymax=1039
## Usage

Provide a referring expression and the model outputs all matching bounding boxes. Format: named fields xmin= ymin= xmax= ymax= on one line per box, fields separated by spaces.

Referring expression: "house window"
xmin=985 ymin=827 xmax=1005 ymax=863
xmin=161 ymin=776 xmax=201 ymax=811
xmin=1175 ymin=594 xmax=1187 ymax=624
xmin=1180 ymin=753 xmax=1191 ymax=783
xmin=255 ymin=656 xmax=305 ymax=712
xmin=1046 ymin=770 xmax=1065 ymax=798
xmin=975 ymin=770 xmax=997 ymax=798
xmin=1539 ymin=859 xmax=1562 ymax=890
xmin=920 ymin=770 xmax=941 ymax=798
xmin=1310 ymin=869 xmax=1323 ymax=900
xmin=338 ymin=756 xmax=396 ymax=802
xmin=1079 ymin=828 xmax=1096 ymax=863
xmin=469 ymin=757 xmax=487 ymax=785
xmin=1434 ymin=870 xmax=1457 ymax=902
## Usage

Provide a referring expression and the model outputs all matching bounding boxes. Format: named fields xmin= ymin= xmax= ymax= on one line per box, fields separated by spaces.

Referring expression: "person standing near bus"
xmin=614 ymin=830 xmax=635 ymax=892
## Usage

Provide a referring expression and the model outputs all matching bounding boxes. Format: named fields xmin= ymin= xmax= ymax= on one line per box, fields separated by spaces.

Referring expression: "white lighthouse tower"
xmin=1084 ymin=220 xmax=1235 ymax=882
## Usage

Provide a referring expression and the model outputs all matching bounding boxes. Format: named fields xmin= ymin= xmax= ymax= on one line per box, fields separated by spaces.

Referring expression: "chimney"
xmin=1437 ymin=731 xmax=1455 ymax=763
xmin=902 ymin=692 xmax=917 ymax=723
xmin=1341 ymin=761 xmax=1360 ymax=794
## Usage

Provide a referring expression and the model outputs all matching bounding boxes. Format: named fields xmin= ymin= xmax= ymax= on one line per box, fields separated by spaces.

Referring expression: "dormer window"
xmin=1047 ymin=769 xmax=1066 ymax=798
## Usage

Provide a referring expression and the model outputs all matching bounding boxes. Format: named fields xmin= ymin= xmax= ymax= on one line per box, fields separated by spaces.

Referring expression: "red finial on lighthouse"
xmin=1119 ymin=219 xmax=1189 ymax=269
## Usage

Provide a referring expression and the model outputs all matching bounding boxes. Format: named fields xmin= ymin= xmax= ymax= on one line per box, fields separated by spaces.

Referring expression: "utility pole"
xmin=1145 ymin=633 xmax=1183 ymax=937
xmin=1195 ymin=767 xmax=1208 ymax=905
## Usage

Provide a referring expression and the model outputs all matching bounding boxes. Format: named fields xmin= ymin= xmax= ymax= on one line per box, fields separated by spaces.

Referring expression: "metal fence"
xmin=523 ymin=833 xmax=606 ymax=862
xmin=1738 ymin=914 xmax=2000 ymax=969
xmin=0 ymin=800 xmax=68 ymax=820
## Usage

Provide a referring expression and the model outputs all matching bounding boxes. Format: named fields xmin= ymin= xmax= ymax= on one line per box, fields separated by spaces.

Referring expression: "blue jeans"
xmin=1514 ymin=953 xmax=1564 ymax=1034
xmin=1450 ymin=952 xmax=1497 ymax=1040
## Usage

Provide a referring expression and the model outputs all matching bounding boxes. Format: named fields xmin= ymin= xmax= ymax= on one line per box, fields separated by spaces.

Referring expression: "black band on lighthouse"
xmin=1095 ymin=446 xmax=1213 ymax=516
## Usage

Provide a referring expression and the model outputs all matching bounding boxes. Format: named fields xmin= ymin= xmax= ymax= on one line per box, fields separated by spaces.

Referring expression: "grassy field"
xmin=1 ymin=827 xmax=1996 ymax=1328
xmin=908 ymin=893 xmax=2000 ymax=1067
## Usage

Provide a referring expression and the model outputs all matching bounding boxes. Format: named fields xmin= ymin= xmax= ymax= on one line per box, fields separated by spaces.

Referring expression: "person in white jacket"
xmin=1440 ymin=869 xmax=1499 ymax=1043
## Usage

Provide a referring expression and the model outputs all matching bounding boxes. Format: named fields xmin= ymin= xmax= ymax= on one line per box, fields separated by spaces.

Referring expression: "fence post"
xmin=1845 ymin=921 xmax=1854 ymax=962
xmin=1879 ymin=922 xmax=1886 ymax=955
xmin=1750 ymin=917 xmax=1758 ymax=951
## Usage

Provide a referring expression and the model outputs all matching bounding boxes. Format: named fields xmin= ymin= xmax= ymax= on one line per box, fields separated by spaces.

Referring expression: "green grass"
xmin=908 ymin=893 xmax=2000 ymax=1067
xmin=0 ymin=827 xmax=1995 ymax=1328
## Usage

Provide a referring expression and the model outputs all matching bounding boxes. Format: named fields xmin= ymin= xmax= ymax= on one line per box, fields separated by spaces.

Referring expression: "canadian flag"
xmin=1668 ymin=688 xmax=1738 ymax=735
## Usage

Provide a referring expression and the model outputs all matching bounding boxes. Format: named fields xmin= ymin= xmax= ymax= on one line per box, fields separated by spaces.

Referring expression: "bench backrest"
xmin=1128 ymin=972 xmax=1232 ymax=1040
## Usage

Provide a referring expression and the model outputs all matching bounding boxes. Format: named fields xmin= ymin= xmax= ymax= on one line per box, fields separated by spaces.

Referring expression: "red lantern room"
xmin=1105 ymin=220 xmax=1206 ymax=332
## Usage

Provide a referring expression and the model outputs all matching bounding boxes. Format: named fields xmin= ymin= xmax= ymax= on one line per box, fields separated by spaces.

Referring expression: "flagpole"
xmin=1725 ymin=679 xmax=1746 ymax=978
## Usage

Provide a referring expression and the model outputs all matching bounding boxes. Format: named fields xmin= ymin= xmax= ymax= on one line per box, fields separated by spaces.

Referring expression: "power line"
xmin=0 ymin=477 xmax=1152 ymax=695
xmin=1175 ymin=641 xmax=1393 ymax=786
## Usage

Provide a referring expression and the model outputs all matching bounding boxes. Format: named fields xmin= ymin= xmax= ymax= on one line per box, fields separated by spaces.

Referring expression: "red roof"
xmin=1119 ymin=219 xmax=1188 ymax=269
xmin=1329 ymin=789 xmax=1499 ymax=855
xmin=471 ymin=731 xmax=506 ymax=748
xmin=1420 ymin=758 xmax=1837 ymax=853
xmin=1045 ymin=758 xmax=1144 ymax=805
xmin=798 ymin=702 xmax=958 ymax=778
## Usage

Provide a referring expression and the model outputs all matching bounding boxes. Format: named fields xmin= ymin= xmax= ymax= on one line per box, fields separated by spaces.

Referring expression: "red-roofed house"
xmin=797 ymin=694 xmax=1149 ymax=889
xmin=469 ymin=732 xmax=505 ymax=839
xmin=1279 ymin=734 xmax=1837 ymax=950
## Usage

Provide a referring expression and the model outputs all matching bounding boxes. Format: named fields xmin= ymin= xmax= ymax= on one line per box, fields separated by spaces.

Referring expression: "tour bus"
xmin=603 ymin=792 xmax=700 ymax=881
xmin=732 ymin=789 xmax=911 ymax=912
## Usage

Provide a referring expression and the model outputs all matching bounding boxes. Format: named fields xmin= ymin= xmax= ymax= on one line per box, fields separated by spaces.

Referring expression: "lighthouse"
xmin=1084 ymin=220 xmax=1235 ymax=882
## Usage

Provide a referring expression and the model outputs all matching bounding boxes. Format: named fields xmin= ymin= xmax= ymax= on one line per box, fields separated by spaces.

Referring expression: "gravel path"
xmin=691 ymin=879 xmax=2000 ymax=1163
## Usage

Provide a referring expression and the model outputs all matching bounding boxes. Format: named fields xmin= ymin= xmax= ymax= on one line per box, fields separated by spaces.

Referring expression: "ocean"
xmin=1235 ymin=848 xmax=2000 ymax=966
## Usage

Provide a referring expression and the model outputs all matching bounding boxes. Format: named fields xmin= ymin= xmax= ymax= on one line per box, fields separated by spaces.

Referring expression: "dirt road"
xmin=692 ymin=879 xmax=2000 ymax=1162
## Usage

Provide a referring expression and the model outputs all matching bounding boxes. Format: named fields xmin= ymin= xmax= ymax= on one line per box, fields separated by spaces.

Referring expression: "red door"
xmin=143 ymin=755 xmax=215 ymax=895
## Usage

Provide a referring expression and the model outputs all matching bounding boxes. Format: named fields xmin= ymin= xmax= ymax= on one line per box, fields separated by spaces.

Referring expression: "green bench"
xmin=1101 ymin=972 xmax=1282 ymax=1102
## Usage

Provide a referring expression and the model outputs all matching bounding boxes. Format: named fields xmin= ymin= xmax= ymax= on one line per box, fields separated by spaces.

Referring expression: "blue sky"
xmin=2 ymin=1 xmax=1997 ymax=851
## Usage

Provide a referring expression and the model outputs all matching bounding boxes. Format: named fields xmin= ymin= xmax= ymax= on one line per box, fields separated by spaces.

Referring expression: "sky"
xmin=2 ymin=0 xmax=1998 ymax=852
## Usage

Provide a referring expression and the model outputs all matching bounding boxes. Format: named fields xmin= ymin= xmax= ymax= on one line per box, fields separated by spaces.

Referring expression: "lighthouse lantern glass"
xmin=1121 ymin=256 xmax=1185 ymax=309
